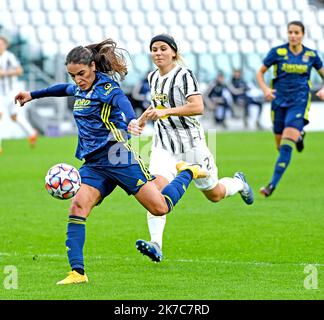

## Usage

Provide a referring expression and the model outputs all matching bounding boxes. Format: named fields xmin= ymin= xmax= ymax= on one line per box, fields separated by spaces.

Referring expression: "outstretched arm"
xmin=15 ymin=83 xmax=76 ymax=106
xmin=145 ymin=94 xmax=204 ymax=121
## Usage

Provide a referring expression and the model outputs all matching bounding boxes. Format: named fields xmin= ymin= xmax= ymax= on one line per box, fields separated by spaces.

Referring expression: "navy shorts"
xmin=79 ymin=142 xmax=154 ymax=202
xmin=271 ymin=101 xmax=310 ymax=134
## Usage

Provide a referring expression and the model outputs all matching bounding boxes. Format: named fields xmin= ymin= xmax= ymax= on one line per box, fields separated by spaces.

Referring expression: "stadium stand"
xmin=0 ymin=0 xmax=323 ymax=135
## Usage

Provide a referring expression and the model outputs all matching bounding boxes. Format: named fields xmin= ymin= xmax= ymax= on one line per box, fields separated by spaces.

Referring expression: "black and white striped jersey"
xmin=148 ymin=65 xmax=205 ymax=154
xmin=0 ymin=50 xmax=21 ymax=95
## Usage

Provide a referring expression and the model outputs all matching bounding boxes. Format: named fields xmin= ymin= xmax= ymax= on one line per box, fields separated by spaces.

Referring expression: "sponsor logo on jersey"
xmin=277 ymin=48 xmax=288 ymax=56
xmin=282 ymin=63 xmax=308 ymax=74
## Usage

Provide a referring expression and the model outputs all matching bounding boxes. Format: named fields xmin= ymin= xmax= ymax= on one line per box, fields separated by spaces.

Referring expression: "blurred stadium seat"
xmin=0 ymin=0 xmax=322 ymax=88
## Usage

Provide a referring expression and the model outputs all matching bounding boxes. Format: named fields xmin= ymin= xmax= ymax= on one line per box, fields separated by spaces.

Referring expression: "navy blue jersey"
xmin=263 ymin=43 xmax=323 ymax=107
xmin=31 ymin=72 xmax=136 ymax=160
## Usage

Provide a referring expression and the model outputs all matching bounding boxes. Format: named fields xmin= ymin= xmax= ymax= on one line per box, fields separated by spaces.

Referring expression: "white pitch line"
xmin=0 ymin=252 xmax=323 ymax=267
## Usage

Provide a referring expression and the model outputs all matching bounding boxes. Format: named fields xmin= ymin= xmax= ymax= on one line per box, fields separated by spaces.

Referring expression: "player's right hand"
xmin=127 ymin=119 xmax=144 ymax=136
xmin=14 ymin=91 xmax=32 ymax=106
xmin=263 ymin=87 xmax=276 ymax=101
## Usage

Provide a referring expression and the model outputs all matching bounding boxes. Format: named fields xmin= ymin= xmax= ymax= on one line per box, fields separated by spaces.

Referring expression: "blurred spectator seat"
xmin=208 ymin=40 xmax=224 ymax=54
xmin=178 ymin=10 xmax=193 ymax=27
xmin=107 ymin=0 xmax=123 ymax=11
xmin=47 ymin=11 xmax=63 ymax=27
xmin=239 ymin=39 xmax=255 ymax=53
xmin=156 ymin=0 xmax=171 ymax=11
xmin=172 ymin=0 xmax=187 ymax=11
xmin=36 ymin=25 xmax=54 ymax=43
xmin=248 ymin=26 xmax=262 ymax=41
xmin=193 ymin=10 xmax=210 ymax=27
xmin=286 ymin=10 xmax=301 ymax=22
xmin=233 ymin=25 xmax=248 ymax=41
xmin=13 ymin=11 xmax=30 ymax=27
xmin=123 ymin=0 xmax=140 ymax=11
xmin=113 ymin=10 xmax=130 ymax=27
xmin=80 ymin=11 xmax=97 ymax=27
xmin=217 ymin=25 xmax=232 ymax=41
xmin=63 ymin=11 xmax=80 ymax=27
xmin=241 ymin=10 xmax=256 ymax=26
xmin=58 ymin=0 xmax=75 ymax=11
xmin=225 ymin=10 xmax=241 ymax=26
xmin=249 ymin=0 xmax=265 ymax=12
xmin=30 ymin=10 xmax=47 ymax=27
xmin=219 ymin=0 xmax=233 ymax=11
xmin=234 ymin=0 xmax=248 ymax=11
xmin=271 ymin=10 xmax=287 ymax=27
xmin=86 ymin=26 xmax=104 ymax=43
xmin=210 ymin=11 xmax=225 ymax=26
xmin=91 ymin=0 xmax=107 ymax=11
xmin=129 ymin=11 xmax=146 ymax=27
xmin=8 ymin=0 xmax=25 ymax=11
xmin=41 ymin=0 xmax=58 ymax=11
xmin=139 ymin=0 xmax=155 ymax=11
xmin=146 ymin=10 xmax=162 ymax=27
xmin=256 ymin=10 xmax=271 ymax=26
xmin=188 ymin=0 xmax=203 ymax=11
xmin=97 ymin=11 xmax=113 ymax=27
xmin=162 ymin=10 xmax=178 ymax=27
xmin=263 ymin=25 xmax=279 ymax=41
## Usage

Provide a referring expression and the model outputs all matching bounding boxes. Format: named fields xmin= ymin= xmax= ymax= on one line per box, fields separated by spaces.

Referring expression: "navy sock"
xmin=66 ymin=215 xmax=86 ymax=271
xmin=161 ymin=170 xmax=193 ymax=212
xmin=270 ymin=139 xmax=294 ymax=188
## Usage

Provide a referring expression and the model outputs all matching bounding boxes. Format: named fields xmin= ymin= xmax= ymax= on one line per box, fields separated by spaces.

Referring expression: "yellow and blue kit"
xmin=31 ymin=71 xmax=154 ymax=198
xmin=263 ymin=43 xmax=323 ymax=133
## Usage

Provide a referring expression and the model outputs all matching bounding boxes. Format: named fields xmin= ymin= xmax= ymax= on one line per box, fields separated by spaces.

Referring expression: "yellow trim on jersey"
xmin=304 ymin=92 xmax=312 ymax=121
xmin=101 ymin=104 xmax=125 ymax=142
xmin=163 ymin=195 xmax=174 ymax=212
xmin=273 ymin=64 xmax=278 ymax=78
xmin=271 ymin=110 xmax=275 ymax=123
xmin=123 ymin=143 xmax=152 ymax=180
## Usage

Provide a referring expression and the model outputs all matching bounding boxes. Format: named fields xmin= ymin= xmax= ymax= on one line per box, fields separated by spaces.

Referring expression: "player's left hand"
xmin=146 ymin=108 xmax=169 ymax=121
xmin=315 ymin=87 xmax=324 ymax=100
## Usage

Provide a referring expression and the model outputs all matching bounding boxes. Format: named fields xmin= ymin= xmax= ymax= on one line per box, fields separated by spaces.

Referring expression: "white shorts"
xmin=149 ymin=140 xmax=218 ymax=191
xmin=0 ymin=92 xmax=21 ymax=116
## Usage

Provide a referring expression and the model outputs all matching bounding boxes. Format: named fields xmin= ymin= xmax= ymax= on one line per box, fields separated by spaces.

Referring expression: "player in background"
xmin=0 ymin=36 xmax=37 ymax=153
xmin=256 ymin=21 xmax=324 ymax=197
xmin=134 ymin=34 xmax=254 ymax=263
xmin=15 ymin=39 xmax=207 ymax=285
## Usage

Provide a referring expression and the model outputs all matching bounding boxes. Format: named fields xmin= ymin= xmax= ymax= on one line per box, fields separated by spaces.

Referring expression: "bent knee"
xmin=207 ymin=194 xmax=224 ymax=202
xmin=204 ymin=190 xmax=225 ymax=202
xmin=69 ymin=199 xmax=90 ymax=217
xmin=148 ymin=204 xmax=169 ymax=216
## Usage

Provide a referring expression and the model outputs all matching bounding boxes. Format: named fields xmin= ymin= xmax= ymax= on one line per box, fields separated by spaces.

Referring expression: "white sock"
xmin=16 ymin=114 xmax=35 ymax=136
xmin=147 ymin=211 xmax=166 ymax=250
xmin=219 ymin=177 xmax=244 ymax=197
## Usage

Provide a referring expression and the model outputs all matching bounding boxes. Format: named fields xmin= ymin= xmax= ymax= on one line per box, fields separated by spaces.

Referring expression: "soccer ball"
xmin=45 ymin=163 xmax=81 ymax=200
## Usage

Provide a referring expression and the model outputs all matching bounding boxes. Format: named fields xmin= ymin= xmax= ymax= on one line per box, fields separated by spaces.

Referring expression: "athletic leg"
xmin=57 ymin=184 xmax=102 ymax=285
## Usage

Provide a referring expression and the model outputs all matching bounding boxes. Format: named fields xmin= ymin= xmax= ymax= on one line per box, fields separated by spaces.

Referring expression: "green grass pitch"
xmin=0 ymin=131 xmax=323 ymax=300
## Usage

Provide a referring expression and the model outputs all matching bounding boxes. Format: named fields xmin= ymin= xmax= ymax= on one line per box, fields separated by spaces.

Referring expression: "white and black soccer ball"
xmin=45 ymin=163 xmax=81 ymax=200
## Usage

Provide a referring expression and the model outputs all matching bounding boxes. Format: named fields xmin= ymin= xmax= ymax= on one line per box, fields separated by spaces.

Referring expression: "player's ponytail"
xmin=86 ymin=39 xmax=128 ymax=81
xmin=65 ymin=39 xmax=128 ymax=81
